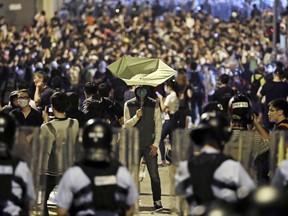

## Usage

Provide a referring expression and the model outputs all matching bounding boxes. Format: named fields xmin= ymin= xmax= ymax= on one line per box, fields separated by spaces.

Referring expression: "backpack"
xmin=190 ymin=72 xmax=204 ymax=96
xmin=250 ymin=74 xmax=263 ymax=100
xmin=46 ymin=119 xmax=74 ymax=175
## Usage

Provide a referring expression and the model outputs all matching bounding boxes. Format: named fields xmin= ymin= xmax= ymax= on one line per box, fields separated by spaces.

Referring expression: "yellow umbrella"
xmin=107 ymin=55 xmax=176 ymax=87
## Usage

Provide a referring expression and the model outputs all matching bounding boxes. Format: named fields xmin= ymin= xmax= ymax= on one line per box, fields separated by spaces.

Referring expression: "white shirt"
xmin=163 ymin=91 xmax=179 ymax=120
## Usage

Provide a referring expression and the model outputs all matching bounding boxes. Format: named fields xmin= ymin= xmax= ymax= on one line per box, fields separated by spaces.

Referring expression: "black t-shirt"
xmin=11 ymin=107 xmax=43 ymax=126
xmin=38 ymin=86 xmax=54 ymax=110
xmin=213 ymin=86 xmax=235 ymax=113
xmin=260 ymin=81 xmax=288 ymax=106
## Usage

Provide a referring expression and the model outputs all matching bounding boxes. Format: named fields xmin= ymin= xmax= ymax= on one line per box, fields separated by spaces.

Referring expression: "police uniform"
xmin=272 ymin=160 xmax=288 ymax=190
xmin=55 ymin=161 xmax=138 ymax=215
xmin=175 ymin=147 xmax=255 ymax=215
xmin=55 ymin=119 xmax=138 ymax=216
xmin=0 ymin=112 xmax=35 ymax=215
xmin=0 ymin=158 xmax=35 ymax=215
xmin=174 ymin=112 xmax=255 ymax=215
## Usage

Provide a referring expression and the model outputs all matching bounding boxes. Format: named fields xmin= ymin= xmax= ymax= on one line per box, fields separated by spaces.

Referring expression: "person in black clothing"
xmin=81 ymin=81 xmax=105 ymax=121
xmin=11 ymin=89 xmax=43 ymax=127
xmin=98 ymin=82 xmax=124 ymax=127
xmin=176 ymin=69 xmax=192 ymax=128
xmin=268 ymin=98 xmax=288 ymax=131
xmin=213 ymin=74 xmax=234 ymax=114
xmin=66 ymin=92 xmax=86 ymax=128
xmin=33 ymin=71 xmax=54 ymax=112
xmin=251 ymin=4 xmax=261 ymax=18
xmin=189 ymin=62 xmax=205 ymax=125
xmin=1 ymin=90 xmax=19 ymax=113
xmin=259 ymin=66 xmax=288 ymax=131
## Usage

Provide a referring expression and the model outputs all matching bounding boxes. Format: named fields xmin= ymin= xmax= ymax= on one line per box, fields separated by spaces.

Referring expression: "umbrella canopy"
xmin=107 ymin=55 xmax=176 ymax=87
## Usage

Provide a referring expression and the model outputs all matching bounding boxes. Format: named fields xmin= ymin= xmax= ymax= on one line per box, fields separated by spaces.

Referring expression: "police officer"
xmin=226 ymin=93 xmax=270 ymax=185
xmin=174 ymin=112 xmax=255 ymax=215
xmin=0 ymin=112 xmax=35 ymax=215
xmin=55 ymin=119 xmax=138 ymax=216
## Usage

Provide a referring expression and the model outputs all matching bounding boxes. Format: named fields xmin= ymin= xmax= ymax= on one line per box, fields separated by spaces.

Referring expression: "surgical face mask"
xmin=18 ymin=99 xmax=29 ymax=108
xmin=164 ymin=85 xmax=169 ymax=93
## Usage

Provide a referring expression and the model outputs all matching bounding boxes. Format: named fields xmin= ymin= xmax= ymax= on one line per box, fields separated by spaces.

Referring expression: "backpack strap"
xmin=46 ymin=119 xmax=74 ymax=137
xmin=68 ymin=118 xmax=74 ymax=128
xmin=253 ymin=74 xmax=263 ymax=82
xmin=46 ymin=122 xmax=57 ymax=138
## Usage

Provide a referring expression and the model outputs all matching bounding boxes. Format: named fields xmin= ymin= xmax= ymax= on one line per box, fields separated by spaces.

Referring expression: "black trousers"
xmin=44 ymin=175 xmax=59 ymax=216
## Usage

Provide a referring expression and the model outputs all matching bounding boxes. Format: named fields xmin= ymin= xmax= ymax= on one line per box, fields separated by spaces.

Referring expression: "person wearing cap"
xmin=123 ymin=85 xmax=163 ymax=211
xmin=1 ymin=90 xmax=19 ymax=113
xmin=174 ymin=112 xmax=255 ymax=215
xmin=0 ymin=112 xmax=35 ymax=215
xmin=10 ymin=89 xmax=43 ymax=127
xmin=55 ymin=119 xmax=138 ymax=216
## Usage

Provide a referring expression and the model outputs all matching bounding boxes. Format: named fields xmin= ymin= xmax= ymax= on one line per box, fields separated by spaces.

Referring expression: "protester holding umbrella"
xmin=108 ymin=55 xmax=177 ymax=211
xmin=123 ymin=85 xmax=163 ymax=211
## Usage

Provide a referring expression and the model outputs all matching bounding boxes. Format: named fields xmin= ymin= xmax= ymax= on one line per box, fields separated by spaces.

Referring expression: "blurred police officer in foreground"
xmin=55 ymin=119 xmax=138 ymax=216
xmin=0 ymin=112 xmax=35 ymax=215
xmin=174 ymin=112 xmax=255 ymax=215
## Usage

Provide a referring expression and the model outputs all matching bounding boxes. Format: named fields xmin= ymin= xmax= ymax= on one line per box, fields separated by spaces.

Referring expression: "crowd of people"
xmin=1 ymin=0 xmax=288 ymax=215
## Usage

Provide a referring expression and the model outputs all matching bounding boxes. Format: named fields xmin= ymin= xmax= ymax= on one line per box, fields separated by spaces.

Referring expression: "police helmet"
xmin=202 ymin=102 xmax=224 ymax=114
xmin=190 ymin=112 xmax=232 ymax=149
xmin=0 ymin=112 xmax=16 ymax=153
xmin=229 ymin=93 xmax=253 ymax=125
xmin=82 ymin=119 xmax=113 ymax=161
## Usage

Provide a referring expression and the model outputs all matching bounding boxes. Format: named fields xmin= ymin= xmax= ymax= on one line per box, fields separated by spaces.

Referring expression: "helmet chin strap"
xmin=0 ymin=141 xmax=9 ymax=158
xmin=85 ymin=148 xmax=111 ymax=162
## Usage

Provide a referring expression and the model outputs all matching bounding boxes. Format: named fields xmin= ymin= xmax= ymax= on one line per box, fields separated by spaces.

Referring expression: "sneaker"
xmin=153 ymin=200 xmax=163 ymax=211
xmin=158 ymin=160 xmax=166 ymax=166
